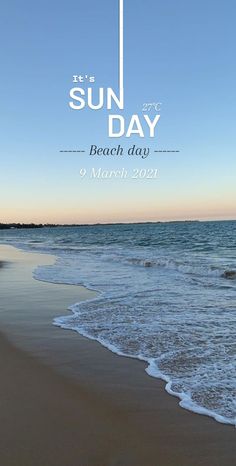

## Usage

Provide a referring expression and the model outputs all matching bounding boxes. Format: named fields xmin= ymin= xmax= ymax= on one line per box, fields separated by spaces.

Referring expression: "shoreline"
xmin=0 ymin=244 xmax=235 ymax=465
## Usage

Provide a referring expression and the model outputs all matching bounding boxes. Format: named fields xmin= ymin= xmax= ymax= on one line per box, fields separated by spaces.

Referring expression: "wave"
xmin=126 ymin=256 xmax=236 ymax=281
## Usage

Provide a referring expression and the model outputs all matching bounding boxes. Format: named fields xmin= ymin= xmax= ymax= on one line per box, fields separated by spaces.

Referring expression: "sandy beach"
xmin=0 ymin=244 xmax=235 ymax=466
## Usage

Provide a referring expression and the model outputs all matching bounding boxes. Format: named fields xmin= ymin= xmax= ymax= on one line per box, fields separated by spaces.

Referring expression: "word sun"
xmin=69 ymin=87 xmax=160 ymax=138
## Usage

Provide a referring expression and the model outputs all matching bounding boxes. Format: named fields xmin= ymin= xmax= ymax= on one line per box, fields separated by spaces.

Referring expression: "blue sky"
xmin=0 ymin=0 xmax=236 ymax=223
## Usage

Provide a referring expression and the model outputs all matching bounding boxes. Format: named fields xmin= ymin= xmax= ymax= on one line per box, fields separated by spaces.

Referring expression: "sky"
xmin=0 ymin=0 xmax=236 ymax=223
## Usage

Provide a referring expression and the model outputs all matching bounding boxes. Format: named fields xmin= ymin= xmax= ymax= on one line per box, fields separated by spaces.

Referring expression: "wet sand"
xmin=0 ymin=244 xmax=235 ymax=466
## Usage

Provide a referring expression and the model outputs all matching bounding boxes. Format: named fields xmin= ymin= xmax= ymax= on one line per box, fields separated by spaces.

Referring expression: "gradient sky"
xmin=1 ymin=0 xmax=236 ymax=223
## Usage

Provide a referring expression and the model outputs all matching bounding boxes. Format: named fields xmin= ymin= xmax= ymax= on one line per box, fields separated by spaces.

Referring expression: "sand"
xmin=0 ymin=244 xmax=235 ymax=466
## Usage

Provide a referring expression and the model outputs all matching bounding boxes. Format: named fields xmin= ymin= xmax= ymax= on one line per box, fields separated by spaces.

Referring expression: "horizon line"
xmin=0 ymin=218 xmax=236 ymax=229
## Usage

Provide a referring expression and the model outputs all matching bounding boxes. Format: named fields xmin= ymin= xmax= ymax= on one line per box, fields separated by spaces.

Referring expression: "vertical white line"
xmin=119 ymin=0 xmax=124 ymax=104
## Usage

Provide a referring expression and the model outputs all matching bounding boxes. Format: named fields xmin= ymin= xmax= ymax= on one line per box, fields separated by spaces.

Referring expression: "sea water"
xmin=0 ymin=221 xmax=235 ymax=426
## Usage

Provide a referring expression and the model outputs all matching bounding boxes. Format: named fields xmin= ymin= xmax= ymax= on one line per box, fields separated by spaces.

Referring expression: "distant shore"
xmin=0 ymin=219 xmax=235 ymax=230
xmin=0 ymin=244 xmax=235 ymax=466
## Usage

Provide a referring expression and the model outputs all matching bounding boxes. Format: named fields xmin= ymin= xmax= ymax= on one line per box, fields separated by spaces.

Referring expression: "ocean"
xmin=0 ymin=221 xmax=235 ymax=426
